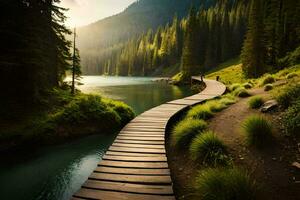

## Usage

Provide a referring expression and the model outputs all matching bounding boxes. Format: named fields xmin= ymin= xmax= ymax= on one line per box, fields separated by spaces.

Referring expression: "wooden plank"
xmin=120 ymin=131 xmax=165 ymax=135
xmin=118 ymin=134 xmax=164 ymax=137
xmin=112 ymin=143 xmax=165 ymax=149
xmin=109 ymin=146 xmax=165 ymax=153
xmin=95 ymin=166 xmax=170 ymax=175
xmin=103 ymin=155 xmax=167 ymax=162
xmin=116 ymin=136 xmax=164 ymax=141
xmin=122 ymin=129 xmax=166 ymax=133
xmin=83 ymin=180 xmax=174 ymax=195
xmin=106 ymin=151 xmax=165 ymax=157
xmin=114 ymin=139 xmax=165 ymax=145
xmin=90 ymin=173 xmax=172 ymax=184
xmin=98 ymin=160 xmax=168 ymax=168
xmin=74 ymin=188 xmax=175 ymax=200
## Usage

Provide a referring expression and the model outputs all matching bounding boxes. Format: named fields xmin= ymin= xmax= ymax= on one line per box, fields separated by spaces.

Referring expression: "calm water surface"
xmin=0 ymin=76 xmax=194 ymax=200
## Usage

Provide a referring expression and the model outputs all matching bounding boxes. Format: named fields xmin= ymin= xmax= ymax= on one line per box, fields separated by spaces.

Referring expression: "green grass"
xmin=264 ymin=84 xmax=273 ymax=91
xmin=187 ymin=104 xmax=214 ymax=120
xmin=242 ymin=115 xmax=273 ymax=147
xmin=0 ymin=91 xmax=135 ymax=145
xmin=205 ymin=100 xmax=228 ymax=112
xmin=171 ymin=118 xmax=208 ymax=147
xmin=195 ymin=168 xmax=257 ymax=200
xmin=171 ymin=71 xmax=190 ymax=85
xmin=229 ymin=83 xmax=243 ymax=91
xmin=261 ymin=75 xmax=275 ymax=85
xmin=286 ymin=72 xmax=299 ymax=79
xmin=190 ymin=131 xmax=229 ymax=166
xmin=243 ymin=82 xmax=253 ymax=89
xmin=207 ymin=63 xmax=246 ymax=85
xmin=276 ymin=83 xmax=300 ymax=109
xmin=233 ymin=88 xmax=251 ymax=97
xmin=248 ymin=96 xmax=264 ymax=109
xmin=283 ymin=100 xmax=300 ymax=136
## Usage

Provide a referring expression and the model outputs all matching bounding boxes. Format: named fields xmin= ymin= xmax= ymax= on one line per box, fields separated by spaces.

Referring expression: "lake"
xmin=0 ymin=76 xmax=194 ymax=200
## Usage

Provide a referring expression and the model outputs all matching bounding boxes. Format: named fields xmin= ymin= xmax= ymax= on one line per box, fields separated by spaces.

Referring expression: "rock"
xmin=292 ymin=162 xmax=300 ymax=170
xmin=272 ymin=157 xmax=277 ymax=161
xmin=260 ymin=100 xmax=278 ymax=113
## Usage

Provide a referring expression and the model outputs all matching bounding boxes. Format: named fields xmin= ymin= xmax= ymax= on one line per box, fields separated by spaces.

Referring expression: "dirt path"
xmin=209 ymin=88 xmax=300 ymax=200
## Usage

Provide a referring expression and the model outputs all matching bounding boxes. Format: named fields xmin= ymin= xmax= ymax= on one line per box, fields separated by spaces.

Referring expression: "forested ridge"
xmin=78 ymin=0 xmax=220 ymax=74
xmin=80 ymin=0 xmax=300 ymax=80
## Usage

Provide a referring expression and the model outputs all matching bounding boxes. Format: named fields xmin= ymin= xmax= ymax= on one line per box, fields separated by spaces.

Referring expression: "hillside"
xmin=77 ymin=0 xmax=218 ymax=74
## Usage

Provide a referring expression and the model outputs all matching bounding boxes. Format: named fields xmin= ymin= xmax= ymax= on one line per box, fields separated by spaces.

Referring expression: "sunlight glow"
xmin=59 ymin=0 xmax=136 ymax=27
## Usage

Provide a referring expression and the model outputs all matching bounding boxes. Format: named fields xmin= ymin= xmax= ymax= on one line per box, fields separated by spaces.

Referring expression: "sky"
xmin=59 ymin=0 xmax=136 ymax=27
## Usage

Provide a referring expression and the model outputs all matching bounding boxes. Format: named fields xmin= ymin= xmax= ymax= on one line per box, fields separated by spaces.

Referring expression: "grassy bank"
xmin=0 ymin=88 xmax=135 ymax=150
xmin=167 ymin=61 xmax=300 ymax=200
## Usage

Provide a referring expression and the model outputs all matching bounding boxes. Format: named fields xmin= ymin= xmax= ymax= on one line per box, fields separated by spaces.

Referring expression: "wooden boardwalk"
xmin=72 ymin=78 xmax=226 ymax=200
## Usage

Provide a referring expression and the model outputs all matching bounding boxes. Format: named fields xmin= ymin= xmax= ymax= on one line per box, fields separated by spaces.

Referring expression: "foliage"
xmin=261 ymin=75 xmax=275 ymax=85
xmin=206 ymin=64 xmax=246 ymax=85
xmin=248 ymin=96 xmax=264 ymax=109
xmin=187 ymin=104 xmax=214 ymax=120
xmin=276 ymin=83 xmax=300 ymax=109
xmin=283 ymin=101 xmax=300 ymax=136
xmin=195 ymin=168 xmax=257 ymax=200
xmin=229 ymin=83 xmax=243 ymax=91
xmin=264 ymin=84 xmax=273 ymax=91
xmin=172 ymin=72 xmax=191 ymax=85
xmin=233 ymin=88 xmax=251 ymax=98
xmin=279 ymin=46 xmax=300 ymax=67
xmin=243 ymin=83 xmax=253 ymax=89
xmin=242 ymin=115 xmax=273 ymax=147
xmin=171 ymin=118 xmax=207 ymax=147
xmin=241 ymin=0 xmax=265 ymax=78
xmin=206 ymin=100 xmax=227 ymax=113
xmin=190 ymin=131 xmax=229 ymax=166
xmin=286 ymin=73 xmax=298 ymax=79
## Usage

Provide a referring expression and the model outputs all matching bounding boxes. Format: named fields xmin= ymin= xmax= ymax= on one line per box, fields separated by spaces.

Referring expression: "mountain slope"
xmin=76 ymin=0 xmax=221 ymax=74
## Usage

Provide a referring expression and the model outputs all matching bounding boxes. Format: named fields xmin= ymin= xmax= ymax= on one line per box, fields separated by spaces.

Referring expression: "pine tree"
xmin=181 ymin=6 xmax=201 ymax=80
xmin=241 ymin=0 xmax=266 ymax=78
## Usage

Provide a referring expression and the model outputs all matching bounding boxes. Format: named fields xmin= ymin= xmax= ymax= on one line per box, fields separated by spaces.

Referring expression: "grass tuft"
xmin=190 ymin=131 xmax=229 ymax=166
xmin=233 ymin=88 xmax=251 ymax=97
xmin=286 ymin=72 xmax=298 ymax=79
xmin=195 ymin=168 xmax=257 ymax=200
xmin=276 ymin=83 xmax=300 ymax=109
xmin=262 ymin=75 xmax=275 ymax=85
xmin=264 ymin=84 xmax=273 ymax=91
xmin=187 ymin=104 xmax=214 ymax=120
xmin=242 ymin=115 xmax=273 ymax=147
xmin=283 ymin=101 xmax=300 ymax=136
xmin=243 ymin=83 xmax=253 ymax=89
xmin=248 ymin=96 xmax=264 ymax=109
xmin=229 ymin=83 xmax=242 ymax=91
xmin=171 ymin=118 xmax=208 ymax=147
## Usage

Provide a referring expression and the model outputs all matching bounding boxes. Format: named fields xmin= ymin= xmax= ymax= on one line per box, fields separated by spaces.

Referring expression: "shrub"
xmin=195 ymin=168 xmax=257 ymax=200
xmin=206 ymin=100 xmax=227 ymax=112
xmin=248 ymin=96 xmax=264 ymax=109
xmin=187 ymin=104 xmax=214 ymax=120
xmin=286 ymin=72 xmax=298 ymax=79
xmin=243 ymin=83 xmax=252 ymax=89
xmin=234 ymin=88 xmax=251 ymax=97
xmin=242 ymin=115 xmax=273 ymax=147
xmin=172 ymin=72 xmax=190 ymax=85
xmin=171 ymin=119 xmax=208 ymax=147
xmin=283 ymin=101 xmax=300 ymax=136
xmin=190 ymin=131 xmax=229 ymax=166
xmin=262 ymin=75 xmax=275 ymax=85
xmin=276 ymin=83 xmax=300 ymax=108
xmin=264 ymin=84 xmax=273 ymax=91
xmin=103 ymin=99 xmax=135 ymax=126
xmin=229 ymin=83 xmax=242 ymax=91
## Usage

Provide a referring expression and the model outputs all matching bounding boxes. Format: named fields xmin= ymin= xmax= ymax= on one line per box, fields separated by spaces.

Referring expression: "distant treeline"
xmin=82 ymin=0 xmax=249 ymax=76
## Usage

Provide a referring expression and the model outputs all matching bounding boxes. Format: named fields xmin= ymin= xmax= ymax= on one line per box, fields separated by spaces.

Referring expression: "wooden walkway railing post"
xmin=72 ymin=78 xmax=226 ymax=200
